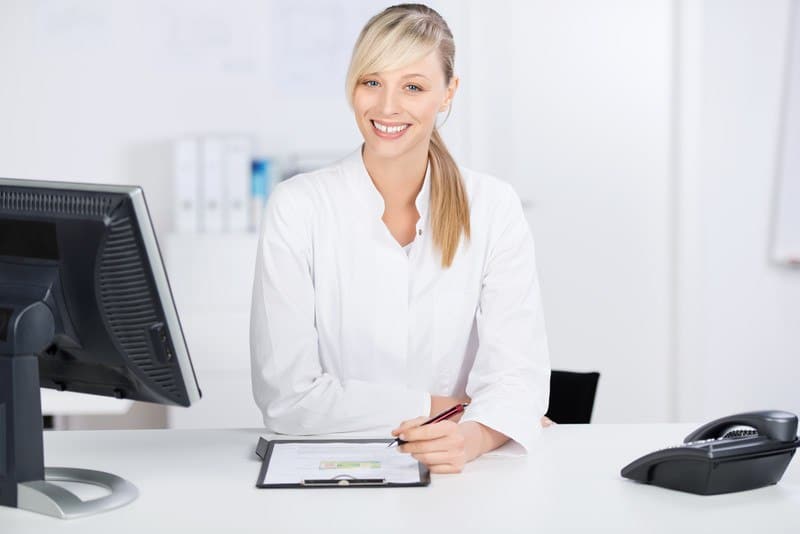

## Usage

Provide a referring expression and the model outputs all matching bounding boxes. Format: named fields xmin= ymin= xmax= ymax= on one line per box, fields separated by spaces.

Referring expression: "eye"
xmin=406 ymin=84 xmax=423 ymax=92
xmin=363 ymin=80 xmax=379 ymax=87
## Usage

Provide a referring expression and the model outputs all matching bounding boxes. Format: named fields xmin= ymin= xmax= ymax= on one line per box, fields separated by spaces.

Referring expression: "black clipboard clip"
xmin=301 ymin=474 xmax=388 ymax=487
xmin=256 ymin=437 xmax=270 ymax=460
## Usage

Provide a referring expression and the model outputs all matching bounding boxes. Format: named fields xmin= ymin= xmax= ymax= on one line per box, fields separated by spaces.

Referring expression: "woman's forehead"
xmin=367 ymin=50 xmax=444 ymax=79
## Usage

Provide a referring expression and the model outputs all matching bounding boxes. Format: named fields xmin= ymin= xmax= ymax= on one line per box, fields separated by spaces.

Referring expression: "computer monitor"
xmin=0 ymin=177 xmax=201 ymax=519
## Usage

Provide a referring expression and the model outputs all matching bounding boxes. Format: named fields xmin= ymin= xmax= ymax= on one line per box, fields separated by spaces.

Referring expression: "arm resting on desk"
xmin=458 ymin=182 xmax=551 ymax=452
xmin=461 ymin=421 xmax=510 ymax=461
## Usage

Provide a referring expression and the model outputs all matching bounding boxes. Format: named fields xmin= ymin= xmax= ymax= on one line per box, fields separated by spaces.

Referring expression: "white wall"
xmin=509 ymin=1 xmax=674 ymax=422
xmin=676 ymin=0 xmax=800 ymax=421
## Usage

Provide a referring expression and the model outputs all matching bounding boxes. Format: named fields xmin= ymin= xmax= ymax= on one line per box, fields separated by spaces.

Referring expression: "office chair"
xmin=545 ymin=370 xmax=600 ymax=424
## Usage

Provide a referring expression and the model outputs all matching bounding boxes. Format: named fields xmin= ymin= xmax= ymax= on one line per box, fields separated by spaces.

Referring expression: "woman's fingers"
xmin=398 ymin=432 xmax=463 ymax=455
xmin=410 ymin=449 xmax=463 ymax=465
xmin=393 ymin=420 xmax=467 ymax=474
xmin=391 ymin=416 xmax=428 ymax=436
xmin=429 ymin=463 xmax=463 ymax=474
xmin=397 ymin=420 xmax=458 ymax=442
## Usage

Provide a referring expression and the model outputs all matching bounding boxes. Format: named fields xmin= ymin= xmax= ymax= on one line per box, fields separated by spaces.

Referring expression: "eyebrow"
xmin=364 ymin=72 xmax=431 ymax=81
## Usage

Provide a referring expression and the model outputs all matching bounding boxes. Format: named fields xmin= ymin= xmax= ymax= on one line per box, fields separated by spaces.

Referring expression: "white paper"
xmin=263 ymin=442 xmax=422 ymax=485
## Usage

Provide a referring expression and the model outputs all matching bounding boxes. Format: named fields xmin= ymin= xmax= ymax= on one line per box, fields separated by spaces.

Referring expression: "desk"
xmin=2 ymin=424 xmax=799 ymax=533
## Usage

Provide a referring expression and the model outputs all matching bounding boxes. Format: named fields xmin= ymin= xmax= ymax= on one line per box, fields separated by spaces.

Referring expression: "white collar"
xmin=341 ymin=144 xmax=431 ymax=221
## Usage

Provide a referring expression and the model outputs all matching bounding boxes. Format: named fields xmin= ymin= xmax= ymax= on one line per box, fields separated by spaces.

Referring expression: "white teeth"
xmin=372 ymin=121 xmax=409 ymax=134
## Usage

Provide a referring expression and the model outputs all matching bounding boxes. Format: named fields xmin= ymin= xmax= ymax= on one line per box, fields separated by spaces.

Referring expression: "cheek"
xmin=412 ymin=98 xmax=445 ymax=125
xmin=352 ymin=90 xmax=375 ymax=115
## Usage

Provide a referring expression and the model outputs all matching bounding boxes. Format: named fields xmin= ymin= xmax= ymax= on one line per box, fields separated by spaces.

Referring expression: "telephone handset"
xmin=621 ymin=410 xmax=800 ymax=495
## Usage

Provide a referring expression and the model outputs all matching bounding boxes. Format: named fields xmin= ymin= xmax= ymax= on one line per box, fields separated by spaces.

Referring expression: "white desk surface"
xmin=2 ymin=424 xmax=799 ymax=533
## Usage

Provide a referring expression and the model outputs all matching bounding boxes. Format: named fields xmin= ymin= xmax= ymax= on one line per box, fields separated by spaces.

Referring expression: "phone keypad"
xmin=661 ymin=433 xmax=757 ymax=453
xmin=721 ymin=429 xmax=758 ymax=439
xmin=685 ymin=438 xmax=720 ymax=447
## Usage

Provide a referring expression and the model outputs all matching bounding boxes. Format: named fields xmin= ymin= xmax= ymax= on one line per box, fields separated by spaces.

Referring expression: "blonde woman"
xmin=250 ymin=3 xmax=550 ymax=473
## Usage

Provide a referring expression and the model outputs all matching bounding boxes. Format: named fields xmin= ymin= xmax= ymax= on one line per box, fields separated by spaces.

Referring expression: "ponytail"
xmin=428 ymin=129 xmax=470 ymax=268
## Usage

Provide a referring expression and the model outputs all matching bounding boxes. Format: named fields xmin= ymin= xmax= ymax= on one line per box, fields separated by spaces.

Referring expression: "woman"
xmin=250 ymin=3 xmax=550 ymax=474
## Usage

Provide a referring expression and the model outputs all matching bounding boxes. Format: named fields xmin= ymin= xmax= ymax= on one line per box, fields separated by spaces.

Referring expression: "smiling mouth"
xmin=371 ymin=120 xmax=411 ymax=134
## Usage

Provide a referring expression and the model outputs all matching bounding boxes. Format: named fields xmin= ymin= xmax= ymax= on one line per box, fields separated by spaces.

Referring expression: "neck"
xmin=362 ymin=142 xmax=429 ymax=208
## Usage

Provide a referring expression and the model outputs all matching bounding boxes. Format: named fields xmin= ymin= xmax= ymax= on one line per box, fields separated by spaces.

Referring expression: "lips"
xmin=371 ymin=120 xmax=411 ymax=138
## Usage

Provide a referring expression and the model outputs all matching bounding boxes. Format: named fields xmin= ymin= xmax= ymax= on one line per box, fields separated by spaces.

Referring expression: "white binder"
xmin=173 ymin=138 xmax=199 ymax=233
xmin=224 ymin=135 xmax=252 ymax=233
xmin=201 ymin=136 xmax=224 ymax=233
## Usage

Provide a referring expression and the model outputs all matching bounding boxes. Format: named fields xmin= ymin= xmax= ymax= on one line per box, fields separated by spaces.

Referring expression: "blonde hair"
xmin=346 ymin=3 xmax=470 ymax=268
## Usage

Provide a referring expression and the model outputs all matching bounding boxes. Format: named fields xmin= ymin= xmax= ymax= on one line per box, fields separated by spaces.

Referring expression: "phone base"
xmin=624 ymin=446 xmax=797 ymax=495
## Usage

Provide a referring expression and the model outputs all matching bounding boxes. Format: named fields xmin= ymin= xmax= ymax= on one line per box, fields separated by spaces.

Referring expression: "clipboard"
xmin=255 ymin=437 xmax=431 ymax=488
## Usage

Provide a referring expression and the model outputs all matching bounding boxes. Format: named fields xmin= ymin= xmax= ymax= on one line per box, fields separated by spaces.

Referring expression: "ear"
xmin=440 ymin=75 xmax=460 ymax=112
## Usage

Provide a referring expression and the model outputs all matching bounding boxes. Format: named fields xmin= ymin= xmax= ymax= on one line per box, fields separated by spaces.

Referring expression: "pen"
xmin=388 ymin=402 xmax=469 ymax=447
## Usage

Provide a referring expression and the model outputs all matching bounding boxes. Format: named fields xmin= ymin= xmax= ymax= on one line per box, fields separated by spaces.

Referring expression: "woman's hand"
xmin=391 ymin=417 xmax=468 ymax=474
xmin=391 ymin=418 xmax=508 ymax=474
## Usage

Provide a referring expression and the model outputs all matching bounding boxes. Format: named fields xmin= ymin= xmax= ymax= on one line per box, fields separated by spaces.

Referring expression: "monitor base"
xmin=17 ymin=467 xmax=138 ymax=519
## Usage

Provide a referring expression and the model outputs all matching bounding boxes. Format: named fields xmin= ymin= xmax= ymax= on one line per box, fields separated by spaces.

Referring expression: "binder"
xmin=200 ymin=136 xmax=224 ymax=232
xmin=223 ymin=135 xmax=252 ymax=233
xmin=173 ymin=138 xmax=200 ymax=233
xmin=255 ymin=437 xmax=431 ymax=488
xmin=250 ymin=159 xmax=270 ymax=233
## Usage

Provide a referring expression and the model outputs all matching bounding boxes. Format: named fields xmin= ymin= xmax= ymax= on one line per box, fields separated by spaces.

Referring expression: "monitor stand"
xmin=17 ymin=466 xmax=139 ymax=519
xmin=0 ymin=302 xmax=138 ymax=519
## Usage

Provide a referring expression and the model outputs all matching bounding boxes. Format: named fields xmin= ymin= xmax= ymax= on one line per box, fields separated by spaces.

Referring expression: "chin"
xmin=368 ymin=141 xmax=408 ymax=158
xmin=364 ymin=133 xmax=425 ymax=161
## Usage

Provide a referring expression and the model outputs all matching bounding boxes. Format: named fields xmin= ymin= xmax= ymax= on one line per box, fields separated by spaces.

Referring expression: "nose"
xmin=378 ymin=87 xmax=400 ymax=116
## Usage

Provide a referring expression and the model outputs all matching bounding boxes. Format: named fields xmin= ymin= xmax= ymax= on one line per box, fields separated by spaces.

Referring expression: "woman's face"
xmin=352 ymin=49 xmax=458 ymax=161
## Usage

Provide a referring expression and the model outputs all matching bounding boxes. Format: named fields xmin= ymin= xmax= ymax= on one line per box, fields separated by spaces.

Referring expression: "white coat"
xmin=250 ymin=145 xmax=550 ymax=451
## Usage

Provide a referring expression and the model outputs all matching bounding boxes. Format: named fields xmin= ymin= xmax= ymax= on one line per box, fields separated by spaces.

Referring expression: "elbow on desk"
xmin=255 ymin=395 xmax=336 ymax=436
xmin=260 ymin=412 xmax=320 ymax=436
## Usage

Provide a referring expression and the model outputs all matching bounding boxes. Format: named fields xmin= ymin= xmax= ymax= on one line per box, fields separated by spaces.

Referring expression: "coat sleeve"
xmin=459 ymin=182 xmax=551 ymax=453
xmin=250 ymin=180 xmax=431 ymax=435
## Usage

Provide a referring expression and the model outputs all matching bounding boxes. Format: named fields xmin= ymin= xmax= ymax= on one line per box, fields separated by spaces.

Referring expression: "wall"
xmin=509 ymin=0 xmax=674 ymax=422
xmin=676 ymin=0 xmax=800 ymax=421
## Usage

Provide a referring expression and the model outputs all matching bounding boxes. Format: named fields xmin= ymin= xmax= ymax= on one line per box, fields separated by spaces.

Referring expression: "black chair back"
xmin=545 ymin=370 xmax=600 ymax=424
